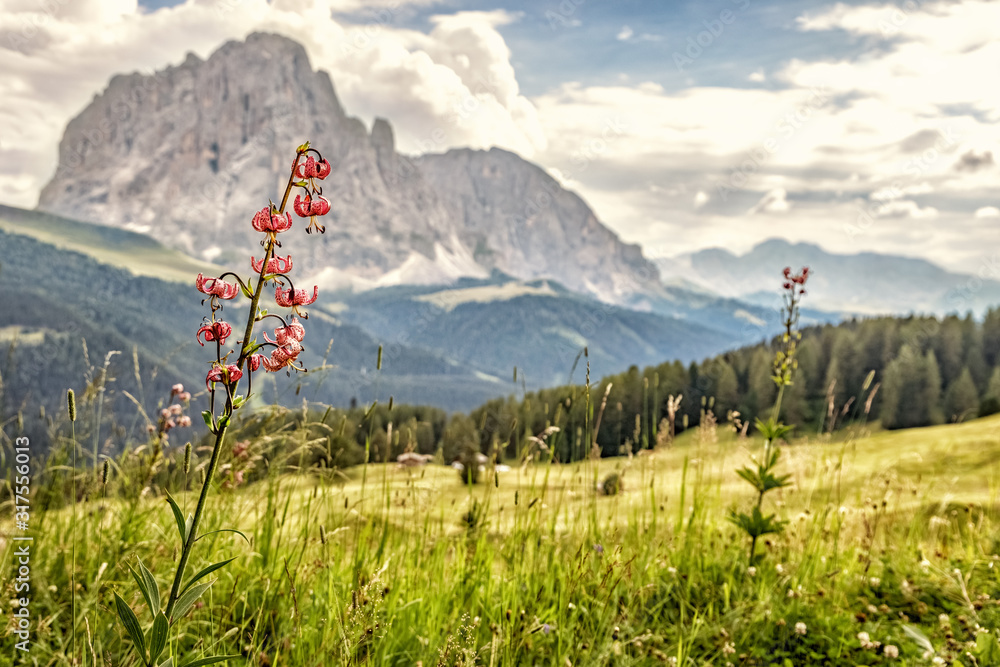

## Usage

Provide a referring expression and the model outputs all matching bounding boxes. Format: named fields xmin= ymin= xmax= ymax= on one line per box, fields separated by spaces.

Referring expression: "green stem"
xmin=163 ymin=148 xmax=306 ymax=620
xmin=164 ymin=421 xmax=228 ymax=619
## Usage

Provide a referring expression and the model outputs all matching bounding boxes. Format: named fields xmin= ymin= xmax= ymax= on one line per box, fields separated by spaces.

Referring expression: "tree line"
xmin=438 ymin=309 xmax=1000 ymax=463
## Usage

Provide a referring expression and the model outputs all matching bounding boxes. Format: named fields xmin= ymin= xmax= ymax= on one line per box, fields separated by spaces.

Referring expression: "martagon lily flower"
xmin=251 ymin=205 xmax=293 ymax=243
xmin=274 ymin=285 xmax=318 ymax=316
xmin=197 ymin=321 xmax=232 ymax=346
xmin=292 ymin=192 xmax=330 ymax=234
xmin=262 ymin=339 xmax=304 ymax=372
xmin=205 ymin=364 xmax=243 ymax=389
xmin=196 ymin=274 xmax=239 ymax=300
xmin=251 ymin=254 xmax=292 ymax=275
xmin=294 ymin=155 xmax=331 ymax=181
xmin=264 ymin=317 xmax=305 ymax=346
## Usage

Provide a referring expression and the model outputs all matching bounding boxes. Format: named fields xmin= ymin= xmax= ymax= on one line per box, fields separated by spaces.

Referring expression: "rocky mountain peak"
xmin=37 ymin=32 xmax=660 ymax=303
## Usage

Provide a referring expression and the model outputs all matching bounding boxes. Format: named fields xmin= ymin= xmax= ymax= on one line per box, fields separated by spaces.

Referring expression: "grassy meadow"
xmin=5 ymin=409 xmax=1000 ymax=666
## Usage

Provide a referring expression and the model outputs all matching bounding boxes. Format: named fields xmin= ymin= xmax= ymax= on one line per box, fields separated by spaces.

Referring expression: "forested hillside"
xmin=212 ymin=309 xmax=1000 ymax=470
xmin=455 ymin=311 xmax=1000 ymax=463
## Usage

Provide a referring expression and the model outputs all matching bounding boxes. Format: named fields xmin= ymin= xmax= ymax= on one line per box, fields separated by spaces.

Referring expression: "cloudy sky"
xmin=0 ymin=0 xmax=996 ymax=271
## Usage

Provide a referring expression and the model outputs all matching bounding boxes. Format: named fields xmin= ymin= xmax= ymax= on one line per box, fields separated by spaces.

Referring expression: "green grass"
xmin=5 ymin=413 xmax=1000 ymax=666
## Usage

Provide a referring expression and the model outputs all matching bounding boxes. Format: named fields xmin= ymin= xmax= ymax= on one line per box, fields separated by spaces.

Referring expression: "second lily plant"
xmin=113 ymin=142 xmax=331 ymax=667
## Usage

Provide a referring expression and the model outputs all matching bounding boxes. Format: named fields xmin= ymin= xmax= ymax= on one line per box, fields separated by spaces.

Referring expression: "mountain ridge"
xmin=657 ymin=238 xmax=998 ymax=316
xmin=37 ymin=31 xmax=661 ymax=305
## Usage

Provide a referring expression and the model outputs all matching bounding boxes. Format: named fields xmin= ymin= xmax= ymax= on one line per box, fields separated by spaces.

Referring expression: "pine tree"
xmin=881 ymin=346 xmax=942 ymax=429
xmin=984 ymin=308 xmax=1000 ymax=367
xmin=979 ymin=367 xmax=1000 ymax=417
xmin=944 ymin=367 xmax=979 ymax=423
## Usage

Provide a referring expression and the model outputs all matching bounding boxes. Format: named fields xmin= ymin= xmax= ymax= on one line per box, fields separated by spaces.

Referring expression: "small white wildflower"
xmin=667 ymin=566 xmax=678 ymax=575
xmin=933 ymin=657 xmax=946 ymax=665
xmin=857 ymin=632 xmax=870 ymax=643
xmin=776 ymin=563 xmax=785 ymax=574
xmin=884 ymin=644 xmax=899 ymax=659
xmin=722 ymin=642 xmax=736 ymax=655
xmin=920 ymin=559 xmax=931 ymax=571
xmin=794 ymin=622 xmax=807 ymax=636
xmin=839 ymin=506 xmax=848 ymax=515
xmin=939 ymin=614 xmax=950 ymax=624
xmin=869 ymin=577 xmax=881 ymax=587
xmin=787 ymin=588 xmax=795 ymax=598
xmin=747 ymin=566 xmax=757 ymax=577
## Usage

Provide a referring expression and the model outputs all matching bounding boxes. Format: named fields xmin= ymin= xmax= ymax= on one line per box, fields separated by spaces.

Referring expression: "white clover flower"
xmin=794 ymin=622 xmax=807 ymax=636
xmin=884 ymin=645 xmax=899 ymax=659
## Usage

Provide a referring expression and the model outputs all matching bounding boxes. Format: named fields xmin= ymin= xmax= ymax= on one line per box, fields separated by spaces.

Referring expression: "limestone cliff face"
xmin=38 ymin=32 xmax=660 ymax=302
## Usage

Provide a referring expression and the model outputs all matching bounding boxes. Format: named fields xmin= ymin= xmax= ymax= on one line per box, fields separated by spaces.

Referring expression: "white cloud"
xmin=974 ymin=206 xmax=1000 ymax=218
xmin=876 ymin=200 xmax=938 ymax=219
xmin=527 ymin=0 xmax=999 ymax=270
xmin=693 ymin=190 xmax=708 ymax=209
xmin=748 ymin=69 xmax=765 ymax=82
xmin=616 ymin=25 xmax=633 ymax=41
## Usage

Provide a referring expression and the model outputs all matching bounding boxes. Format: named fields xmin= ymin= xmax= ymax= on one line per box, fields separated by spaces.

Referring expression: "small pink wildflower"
xmin=171 ymin=383 xmax=185 ymax=396
xmin=177 ymin=415 xmax=192 ymax=428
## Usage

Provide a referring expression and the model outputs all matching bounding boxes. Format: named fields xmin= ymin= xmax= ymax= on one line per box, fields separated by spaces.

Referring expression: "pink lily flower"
xmin=196 ymin=274 xmax=239 ymax=300
xmin=247 ymin=353 xmax=266 ymax=372
xmin=293 ymin=193 xmax=330 ymax=234
xmin=196 ymin=321 xmax=232 ymax=346
xmin=264 ymin=317 xmax=305 ymax=347
xmin=261 ymin=339 xmax=304 ymax=372
xmin=206 ymin=364 xmax=243 ymax=389
xmin=251 ymin=206 xmax=293 ymax=236
xmin=294 ymin=156 xmax=331 ymax=180
xmin=251 ymin=254 xmax=292 ymax=275
xmin=275 ymin=285 xmax=318 ymax=316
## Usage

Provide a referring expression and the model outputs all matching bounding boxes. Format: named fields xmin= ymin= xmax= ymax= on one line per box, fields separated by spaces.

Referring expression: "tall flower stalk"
xmin=729 ymin=266 xmax=809 ymax=564
xmin=114 ymin=142 xmax=330 ymax=667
